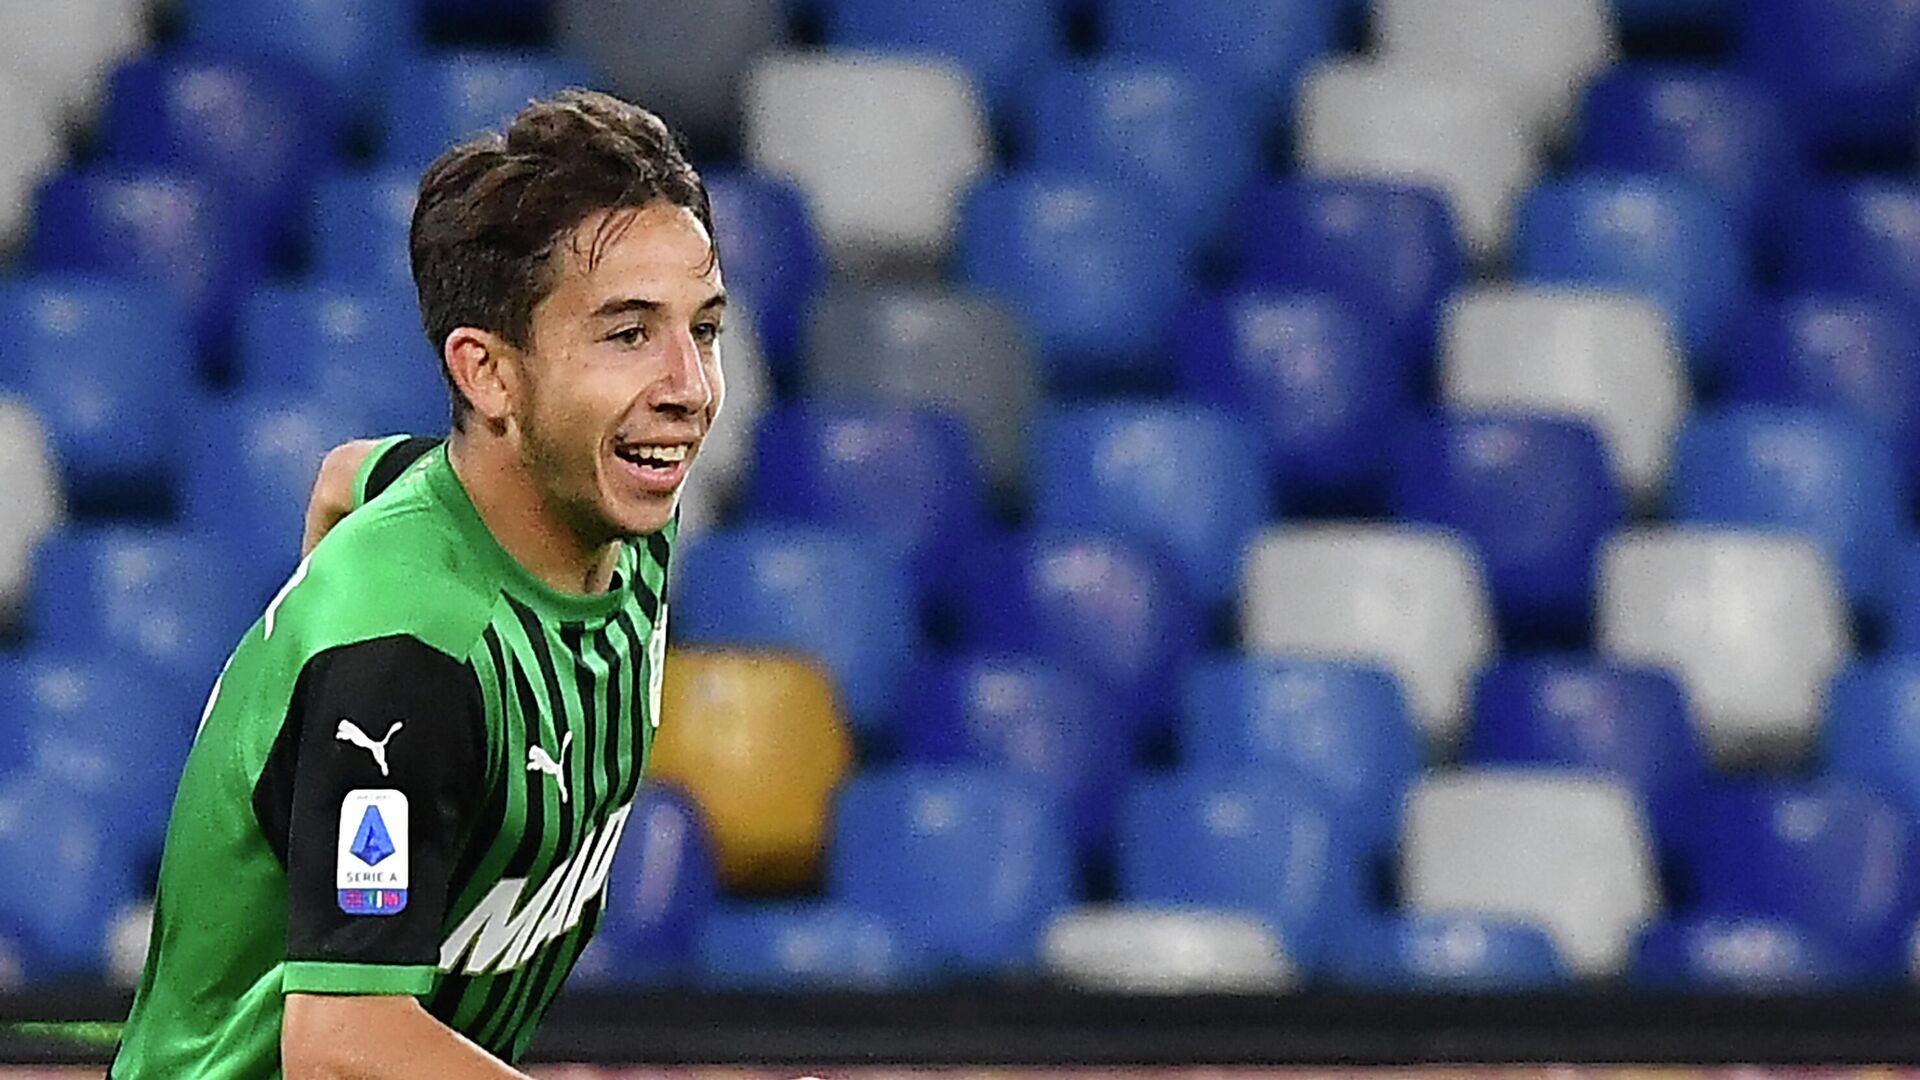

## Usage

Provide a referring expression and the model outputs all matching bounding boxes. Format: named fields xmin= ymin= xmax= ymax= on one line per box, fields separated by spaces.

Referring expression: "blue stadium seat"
xmin=1468 ymin=657 xmax=1705 ymax=825
xmin=180 ymin=0 xmax=418 ymax=119
xmin=820 ymin=0 xmax=1059 ymax=112
xmin=0 ymin=276 xmax=193 ymax=514
xmin=30 ymin=169 xmax=256 ymax=353
xmin=1728 ymin=295 xmax=1920 ymax=487
xmin=1892 ymin=543 xmax=1920 ymax=651
xmin=1179 ymin=656 xmax=1419 ymax=850
xmin=1031 ymin=403 xmax=1271 ymax=608
xmin=670 ymin=526 xmax=917 ymax=733
xmin=1100 ymin=0 xmax=1337 ymax=128
xmin=1514 ymin=174 xmax=1747 ymax=368
xmin=1390 ymin=411 xmax=1624 ymax=633
xmin=1824 ymin=658 xmax=1920 ymax=825
xmin=955 ymin=529 xmax=1201 ymax=742
xmin=1174 ymin=290 xmax=1407 ymax=506
xmin=1669 ymin=406 xmax=1903 ymax=610
xmin=896 ymin=654 xmax=1122 ymax=855
xmin=697 ymin=902 xmax=930 ymax=990
xmin=309 ymin=168 xmax=417 ymax=288
xmin=831 ymin=768 xmax=1073 ymax=972
xmin=957 ymin=171 xmax=1193 ymax=390
xmin=1021 ymin=60 xmax=1256 ymax=249
xmin=1740 ymin=0 xmax=1920 ymax=158
xmin=1331 ymin=914 xmax=1572 ymax=991
xmin=0 ymin=772 xmax=137 ymax=976
xmin=748 ymin=403 xmax=985 ymax=604
xmin=236 ymin=284 xmax=446 ymax=434
xmin=1237 ymin=179 xmax=1464 ymax=368
xmin=383 ymin=50 xmax=595 ymax=167
xmin=1781 ymin=182 xmax=1920 ymax=317
xmin=701 ymin=169 xmax=826 ymax=374
xmin=585 ymin=785 xmax=720 ymax=986
xmin=1611 ymin=0 xmax=1735 ymax=33
xmin=1116 ymin=772 xmax=1362 ymax=972
xmin=1634 ymin=916 xmax=1884 ymax=991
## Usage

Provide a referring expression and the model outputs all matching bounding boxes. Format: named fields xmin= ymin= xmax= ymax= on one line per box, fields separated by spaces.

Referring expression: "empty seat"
xmin=1032 ymin=404 xmax=1271 ymax=609
xmin=0 ymin=72 xmax=65 ymax=247
xmin=584 ymin=786 xmax=720 ymax=985
xmin=1117 ymin=772 xmax=1362 ymax=972
xmin=383 ymin=50 xmax=593 ymax=167
xmin=0 ymin=398 xmax=61 ymax=625
xmin=698 ymin=902 xmax=928 ymax=990
xmin=1298 ymin=60 xmax=1537 ymax=259
xmin=1740 ymin=0 xmax=1920 ymax=157
xmin=1391 ymin=411 xmax=1624 ymax=633
xmin=702 ymin=168 xmax=826 ymax=370
xmin=1612 ymin=0 xmax=1734 ymax=33
xmin=235 ymin=284 xmax=444 ymax=435
xmin=0 ymin=772 xmax=137 ymax=977
xmin=1402 ymin=769 xmax=1661 ymax=977
xmin=1781 ymin=181 xmax=1920 ymax=316
xmin=1376 ymin=0 xmax=1617 ymax=137
xmin=1598 ymin=528 xmax=1851 ymax=765
xmin=745 ymin=52 xmax=991 ymax=267
xmin=831 ymin=767 xmax=1073 ymax=972
xmin=1100 ymin=0 xmax=1336 ymax=129
xmin=647 ymin=649 xmax=852 ymax=891
xmin=309 ymin=168 xmax=418 ymax=288
xmin=1331 ymin=913 xmax=1572 ymax=991
xmin=1236 ymin=178 xmax=1465 ymax=368
xmin=1514 ymin=174 xmax=1748 ymax=366
xmin=1241 ymin=525 xmax=1497 ymax=743
xmin=1441 ymin=286 xmax=1689 ymax=498
xmin=1823 ymin=658 xmax=1920 ymax=825
xmin=1179 ymin=656 xmax=1420 ymax=849
xmin=803 ymin=284 xmax=1039 ymax=495
xmin=1669 ymin=407 xmax=1903 ymax=611
xmin=180 ymin=0 xmax=417 ymax=119
xmin=820 ymin=0 xmax=1059 ymax=113
xmin=0 ymin=0 xmax=145 ymax=117
xmin=957 ymin=171 xmax=1191 ymax=389
xmin=1634 ymin=916 xmax=1877 ymax=991
xmin=1175 ymin=290 xmax=1408 ymax=504
xmin=1042 ymin=906 xmax=1293 ymax=992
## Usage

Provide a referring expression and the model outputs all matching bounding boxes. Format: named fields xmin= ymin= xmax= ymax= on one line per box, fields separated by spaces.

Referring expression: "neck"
xmin=446 ymin=431 xmax=621 ymax=595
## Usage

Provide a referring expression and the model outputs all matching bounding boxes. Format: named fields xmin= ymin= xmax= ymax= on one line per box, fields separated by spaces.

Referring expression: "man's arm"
xmin=303 ymin=440 xmax=384 ymax=557
xmin=282 ymin=994 xmax=531 ymax=1079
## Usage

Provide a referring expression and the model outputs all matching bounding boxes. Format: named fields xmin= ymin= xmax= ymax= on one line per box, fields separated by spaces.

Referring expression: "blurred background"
xmin=11 ymin=0 xmax=1920 ymax=1069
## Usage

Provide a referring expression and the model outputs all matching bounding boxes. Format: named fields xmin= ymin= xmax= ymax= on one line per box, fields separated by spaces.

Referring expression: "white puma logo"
xmin=527 ymin=731 xmax=573 ymax=803
xmin=336 ymin=719 xmax=404 ymax=777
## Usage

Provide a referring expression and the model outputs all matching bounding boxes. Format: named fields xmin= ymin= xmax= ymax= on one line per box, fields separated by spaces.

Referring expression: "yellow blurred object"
xmin=649 ymin=648 xmax=854 ymax=891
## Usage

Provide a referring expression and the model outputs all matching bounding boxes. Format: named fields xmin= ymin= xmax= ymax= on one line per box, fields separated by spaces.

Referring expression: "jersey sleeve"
xmin=351 ymin=435 xmax=444 ymax=509
xmin=271 ymin=635 xmax=488 ymax=997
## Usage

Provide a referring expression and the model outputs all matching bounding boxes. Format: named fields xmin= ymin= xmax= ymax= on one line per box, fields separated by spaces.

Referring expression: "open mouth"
xmin=611 ymin=440 xmax=695 ymax=494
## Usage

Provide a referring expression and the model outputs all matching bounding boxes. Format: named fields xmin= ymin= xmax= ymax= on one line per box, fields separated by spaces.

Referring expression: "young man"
xmin=111 ymin=89 xmax=726 ymax=1078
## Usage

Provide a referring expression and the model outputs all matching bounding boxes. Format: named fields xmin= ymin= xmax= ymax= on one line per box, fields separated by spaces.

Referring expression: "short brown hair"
xmin=409 ymin=89 xmax=715 ymax=427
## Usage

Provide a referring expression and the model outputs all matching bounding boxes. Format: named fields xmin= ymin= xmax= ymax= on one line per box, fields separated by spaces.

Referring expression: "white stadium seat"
xmin=1376 ymin=0 xmax=1617 ymax=140
xmin=0 ymin=396 xmax=64 ymax=627
xmin=1042 ymin=906 xmax=1294 ymax=993
xmin=0 ymin=0 xmax=145 ymax=116
xmin=0 ymin=69 xmax=64 ymax=246
xmin=1441 ymin=286 xmax=1689 ymax=500
xmin=1240 ymin=524 xmax=1497 ymax=744
xmin=1298 ymin=59 xmax=1536 ymax=259
xmin=746 ymin=51 xmax=992 ymax=269
xmin=1598 ymin=527 xmax=1852 ymax=767
xmin=1402 ymin=768 xmax=1660 ymax=978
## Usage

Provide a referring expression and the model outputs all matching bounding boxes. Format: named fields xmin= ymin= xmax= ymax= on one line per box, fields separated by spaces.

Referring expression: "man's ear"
xmin=443 ymin=327 xmax=520 ymax=428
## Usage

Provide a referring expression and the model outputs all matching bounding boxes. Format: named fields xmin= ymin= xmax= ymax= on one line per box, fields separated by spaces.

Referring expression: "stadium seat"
xmin=1727 ymin=295 xmax=1920 ymax=488
xmin=955 ymin=529 xmax=1202 ymax=743
xmin=1298 ymin=60 xmax=1537 ymax=259
xmin=820 ymin=0 xmax=1059 ymax=113
xmin=0 ymin=71 xmax=64 ymax=247
xmin=30 ymin=169 xmax=255 ymax=353
xmin=179 ymin=0 xmax=417 ymax=119
xmin=1117 ymin=772 xmax=1363 ymax=972
xmin=0 ymin=398 xmax=61 ymax=626
xmin=697 ymin=902 xmax=929 ymax=990
xmin=1669 ymin=406 xmax=1904 ymax=611
xmin=383 ymin=50 xmax=593 ymax=167
xmin=1780 ymin=181 xmax=1920 ymax=317
xmin=896 ymin=654 xmax=1120 ymax=855
xmin=1823 ymin=658 xmax=1920 ymax=826
xmin=1240 ymin=525 xmax=1498 ymax=743
xmin=236 ymin=284 xmax=446 ymax=436
xmin=1390 ymin=411 xmax=1624 ymax=633
xmin=803 ymin=284 xmax=1039 ymax=496
xmin=647 ymin=650 xmax=853 ymax=892
xmin=1402 ymin=769 xmax=1661 ymax=977
xmin=1440 ymin=286 xmax=1689 ymax=499
xmin=1042 ymin=907 xmax=1293 ymax=992
xmin=1576 ymin=66 xmax=1800 ymax=241
xmin=1099 ymin=0 xmax=1337 ymax=129
xmin=583 ymin=785 xmax=720 ymax=986
xmin=0 ymin=772 xmax=138 ymax=977
xmin=831 ymin=767 xmax=1073 ymax=972
xmin=1174 ymin=290 xmax=1409 ymax=506
xmin=1376 ymin=0 xmax=1617 ymax=138
xmin=1633 ymin=916 xmax=1880 ymax=991
xmin=1031 ymin=404 xmax=1271 ymax=609
xmin=1739 ymin=0 xmax=1920 ymax=158
xmin=744 ymin=51 xmax=991 ymax=267
xmin=1611 ymin=0 xmax=1734 ymax=34
xmin=1597 ymin=528 xmax=1852 ymax=766
xmin=1513 ymin=174 xmax=1748 ymax=367
xmin=956 ymin=171 xmax=1191 ymax=389
xmin=1021 ymin=60 xmax=1256 ymax=249
xmin=309 ymin=168 xmax=417 ymax=288
xmin=748 ymin=403 xmax=984 ymax=603
xmin=1179 ymin=656 xmax=1420 ymax=850
xmin=1235 ymin=178 xmax=1465 ymax=369
xmin=1330 ymin=913 xmax=1572 ymax=991
xmin=1468 ymin=658 xmax=1705 ymax=824
xmin=702 ymin=168 xmax=827 ymax=371
xmin=0 ymin=0 xmax=145 ymax=117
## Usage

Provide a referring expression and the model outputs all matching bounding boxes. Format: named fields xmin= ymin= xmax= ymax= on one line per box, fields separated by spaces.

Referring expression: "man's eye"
xmin=608 ymin=326 xmax=646 ymax=346
xmin=693 ymin=322 xmax=724 ymax=344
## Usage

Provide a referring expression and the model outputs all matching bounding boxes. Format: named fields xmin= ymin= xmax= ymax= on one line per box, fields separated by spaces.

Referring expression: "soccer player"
xmin=110 ymin=89 xmax=726 ymax=1078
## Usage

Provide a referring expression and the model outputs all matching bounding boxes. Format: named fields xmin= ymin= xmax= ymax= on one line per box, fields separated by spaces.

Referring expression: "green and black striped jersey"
xmin=112 ymin=436 xmax=673 ymax=1077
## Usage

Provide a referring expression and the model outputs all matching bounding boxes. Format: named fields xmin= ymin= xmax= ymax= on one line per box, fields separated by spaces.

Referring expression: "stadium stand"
xmin=1041 ymin=907 xmax=1292 ymax=992
xmin=1375 ymin=0 xmax=1617 ymax=138
xmin=1330 ymin=913 xmax=1572 ymax=991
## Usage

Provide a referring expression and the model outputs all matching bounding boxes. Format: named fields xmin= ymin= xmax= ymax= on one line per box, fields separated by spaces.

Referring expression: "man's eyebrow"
xmin=698 ymin=291 xmax=728 ymax=313
xmin=588 ymin=291 xmax=728 ymax=319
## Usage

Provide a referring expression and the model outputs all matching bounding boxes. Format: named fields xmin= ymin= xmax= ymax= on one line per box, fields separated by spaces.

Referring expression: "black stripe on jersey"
xmin=646 ymin=530 xmax=671 ymax=570
xmin=608 ymin=609 xmax=651 ymax=808
xmin=508 ymin=598 xmax=576 ymax=846
xmin=365 ymin=436 xmax=443 ymax=500
xmin=590 ymin=624 xmax=625 ymax=817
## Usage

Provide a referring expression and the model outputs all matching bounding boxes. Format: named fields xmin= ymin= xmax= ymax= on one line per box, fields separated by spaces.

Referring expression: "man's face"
xmin=513 ymin=199 xmax=726 ymax=543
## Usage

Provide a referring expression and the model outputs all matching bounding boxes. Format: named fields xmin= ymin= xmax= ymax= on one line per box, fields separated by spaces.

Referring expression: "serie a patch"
xmin=336 ymin=789 xmax=409 ymax=916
